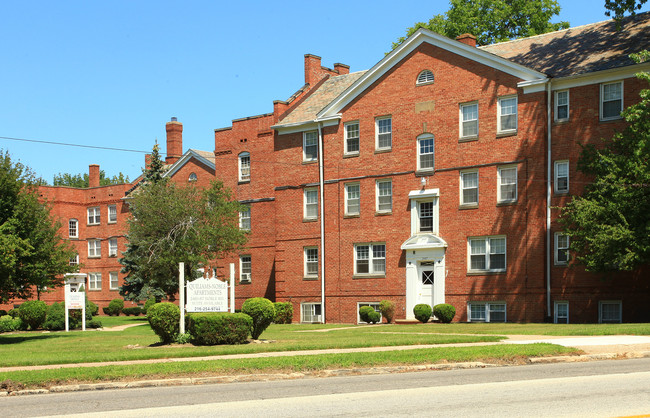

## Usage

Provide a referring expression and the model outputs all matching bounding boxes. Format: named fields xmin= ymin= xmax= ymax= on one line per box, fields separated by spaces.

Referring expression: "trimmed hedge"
xmin=187 ymin=312 xmax=252 ymax=345
xmin=143 ymin=299 xmax=156 ymax=315
xmin=273 ymin=302 xmax=293 ymax=324
xmin=122 ymin=307 xmax=142 ymax=316
xmin=0 ymin=315 xmax=21 ymax=333
xmin=379 ymin=300 xmax=395 ymax=324
xmin=147 ymin=302 xmax=180 ymax=344
xmin=413 ymin=304 xmax=433 ymax=323
xmin=86 ymin=300 xmax=99 ymax=320
xmin=44 ymin=302 xmax=73 ymax=331
xmin=433 ymin=303 xmax=456 ymax=323
xmin=18 ymin=300 xmax=48 ymax=330
xmin=359 ymin=306 xmax=375 ymax=324
xmin=108 ymin=299 xmax=124 ymax=316
xmin=242 ymin=297 xmax=275 ymax=340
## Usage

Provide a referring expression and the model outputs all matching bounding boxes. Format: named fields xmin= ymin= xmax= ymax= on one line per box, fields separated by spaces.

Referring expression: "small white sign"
xmin=186 ymin=277 xmax=229 ymax=312
xmin=66 ymin=291 xmax=85 ymax=310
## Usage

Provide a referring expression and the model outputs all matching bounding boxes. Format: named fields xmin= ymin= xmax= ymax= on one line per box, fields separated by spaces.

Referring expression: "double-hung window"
xmin=88 ymin=273 xmax=102 ymax=291
xmin=87 ymin=207 xmax=100 ymax=225
xmin=417 ymin=134 xmax=434 ymax=171
xmin=301 ymin=303 xmax=322 ymax=323
xmin=345 ymin=183 xmax=360 ymax=216
xmin=599 ymin=301 xmax=622 ymax=323
xmin=344 ymin=122 xmax=359 ymax=155
xmin=303 ymin=131 xmax=318 ymax=162
xmin=469 ymin=302 xmax=506 ymax=322
xmin=69 ymin=219 xmax=78 ymax=238
xmin=497 ymin=96 xmax=517 ymax=133
xmin=354 ymin=243 xmax=386 ymax=275
xmin=376 ymin=116 xmax=392 ymax=150
xmin=418 ymin=201 xmax=434 ymax=233
xmin=460 ymin=170 xmax=479 ymax=206
xmin=110 ymin=272 xmax=119 ymax=290
xmin=376 ymin=179 xmax=392 ymax=213
xmin=555 ymin=233 xmax=569 ymax=265
xmin=239 ymin=205 xmax=251 ymax=230
xmin=554 ymin=161 xmax=569 ymax=194
xmin=88 ymin=239 xmax=101 ymax=258
xmin=460 ymin=102 xmax=478 ymax=138
xmin=108 ymin=205 xmax=117 ymax=223
xmin=239 ymin=152 xmax=251 ymax=182
xmin=304 ymin=247 xmax=318 ymax=278
xmin=554 ymin=301 xmax=569 ymax=324
xmin=109 ymin=238 xmax=118 ymax=257
xmin=304 ymin=188 xmax=318 ymax=220
xmin=240 ymin=255 xmax=251 ymax=282
xmin=601 ymin=81 xmax=623 ymax=120
xmin=469 ymin=236 xmax=506 ymax=272
xmin=555 ymin=90 xmax=569 ymax=121
xmin=69 ymin=254 xmax=79 ymax=266
xmin=497 ymin=166 xmax=517 ymax=203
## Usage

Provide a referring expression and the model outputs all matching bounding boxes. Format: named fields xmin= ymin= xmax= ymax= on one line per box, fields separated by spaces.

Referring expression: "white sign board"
xmin=186 ymin=277 xmax=229 ymax=312
xmin=66 ymin=291 xmax=85 ymax=309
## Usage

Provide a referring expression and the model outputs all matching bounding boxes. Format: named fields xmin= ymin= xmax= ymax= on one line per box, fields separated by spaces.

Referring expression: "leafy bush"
xmin=366 ymin=310 xmax=381 ymax=324
xmin=379 ymin=300 xmax=395 ymax=324
xmin=187 ymin=313 xmax=252 ymax=345
xmin=87 ymin=319 xmax=103 ymax=329
xmin=359 ymin=306 xmax=375 ymax=323
xmin=122 ymin=307 xmax=142 ymax=316
xmin=108 ymin=299 xmax=125 ymax=316
xmin=241 ymin=297 xmax=275 ymax=340
xmin=0 ymin=310 xmax=7 ymax=317
xmin=147 ymin=302 xmax=180 ymax=344
xmin=175 ymin=332 xmax=192 ymax=344
xmin=143 ymin=299 xmax=156 ymax=315
xmin=8 ymin=309 xmax=19 ymax=318
xmin=413 ymin=304 xmax=433 ymax=323
xmin=433 ymin=303 xmax=456 ymax=323
xmin=86 ymin=299 xmax=99 ymax=320
xmin=273 ymin=302 xmax=293 ymax=324
xmin=0 ymin=315 xmax=20 ymax=333
xmin=44 ymin=303 xmax=69 ymax=330
xmin=18 ymin=300 xmax=48 ymax=330
xmin=102 ymin=306 xmax=113 ymax=316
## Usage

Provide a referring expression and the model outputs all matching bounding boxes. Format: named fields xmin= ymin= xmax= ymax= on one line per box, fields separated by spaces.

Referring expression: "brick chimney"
xmin=334 ymin=63 xmax=350 ymax=75
xmin=89 ymin=164 xmax=100 ymax=188
xmin=165 ymin=117 xmax=182 ymax=164
xmin=456 ymin=33 xmax=477 ymax=47
xmin=304 ymin=54 xmax=322 ymax=85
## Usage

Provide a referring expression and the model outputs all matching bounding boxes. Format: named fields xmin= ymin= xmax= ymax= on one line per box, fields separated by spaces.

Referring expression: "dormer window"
xmin=188 ymin=172 xmax=198 ymax=182
xmin=416 ymin=70 xmax=434 ymax=85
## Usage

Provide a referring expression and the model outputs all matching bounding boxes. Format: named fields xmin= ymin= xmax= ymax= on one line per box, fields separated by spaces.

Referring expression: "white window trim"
xmin=344 ymin=121 xmax=360 ymax=156
xmin=69 ymin=219 xmax=78 ymax=238
xmin=344 ymin=182 xmax=360 ymax=216
xmin=238 ymin=152 xmax=251 ymax=182
xmin=304 ymin=188 xmax=318 ymax=220
xmin=600 ymin=81 xmax=623 ymax=121
xmin=459 ymin=101 xmax=479 ymax=139
xmin=354 ymin=243 xmax=387 ymax=276
xmin=108 ymin=205 xmax=117 ymax=224
xmin=417 ymin=133 xmax=435 ymax=172
xmin=88 ymin=273 xmax=102 ymax=291
xmin=87 ymin=207 xmax=100 ymax=225
xmin=554 ymin=301 xmax=569 ymax=324
xmin=109 ymin=271 xmax=119 ymax=290
xmin=460 ymin=170 xmax=479 ymax=206
xmin=357 ymin=302 xmax=382 ymax=324
xmin=468 ymin=302 xmax=507 ymax=323
xmin=188 ymin=172 xmax=198 ymax=182
xmin=416 ymin=69 xmax=434 ymax=86
xmin=497 ymin=165 xmax=518 ymax=203
xmin=497 ymin=95 xmax=518 ymax=134
xmin=69 ymin=254 xmax=79 ymax=266
xmin=239 ymin=205 xmax=251 ymax=231
xmin=599 ymin=300 xmax=622 ymax=323
xmin=88 ymin=239 xmax=101 ymax=258
xmin=303 ymin=131 xmax=318 ymax=162
xmin=554 ymin=232 xmax=570 ymax=266
xmin=108 ymin=238 xmax=118 ymax=257
xmin=304 ymin=247 xmax=318 ymax=278
xmin=468 ymin=236 xmax=507 ymax=273
xmin=554 ymin=90 xmax=569 ymax=122
xmin=239 ymin=255 xmax=251 ymax=283
xmin=375 ymin=179 xmax=392 ymax=213
xmin=375 ymin=116 xmax=392 ymax=151
xmin=300 ymin=302 xmax=322 ymax=323
xmin=554 ymin=160 xmax=569 ymax=194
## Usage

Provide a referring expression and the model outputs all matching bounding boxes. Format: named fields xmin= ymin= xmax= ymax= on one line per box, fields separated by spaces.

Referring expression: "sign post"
xmin=230 ymin=263 xmax=235 ymax=313
xmin=64 ymin=273 xmax=87 ymax=332
xmin=179 ymin=262 xmax=185 ymax=335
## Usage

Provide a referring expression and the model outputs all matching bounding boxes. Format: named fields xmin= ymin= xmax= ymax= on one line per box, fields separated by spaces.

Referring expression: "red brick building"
xmin=6 ymin=14 xmax=649 ymax=323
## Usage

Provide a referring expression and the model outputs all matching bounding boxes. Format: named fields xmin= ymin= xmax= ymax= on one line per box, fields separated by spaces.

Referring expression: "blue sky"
xmin=2 ymin=1 xmax=649 ymax=183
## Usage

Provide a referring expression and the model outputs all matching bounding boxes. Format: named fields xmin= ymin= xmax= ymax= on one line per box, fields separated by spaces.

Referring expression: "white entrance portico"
xmin=402 ymin=188 xmax=447 ymax=320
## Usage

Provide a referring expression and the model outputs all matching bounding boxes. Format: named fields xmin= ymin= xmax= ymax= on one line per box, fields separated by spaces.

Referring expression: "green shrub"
xmin=413 ymin=304 xmax=433 ymax=323
xmin=0 ymin=310 xmax=7 ymax=317
xmin=379 ymin=300 xmax=396 ymax=323
xmin=188 ymin=313 xmax=252 ymax=345
xmin=359 ymin=306 xmax=375 ymax=323
xmin=87 ymin=319 xmax=103 ymax=329
xmin=102 ymin=306 xmax=112 ymax=316
xmin=147 ymin=302 xmax=180 ymax=344
xmin=18 ymin=300 xmax=48 ymax=330
xmin=86 ymin=299 xmax=99 ymax=320
xmin=366 ymin=310 xmax=381 ymax=324
xmin=108 ymin=299 xmax=124 ymax=316
xmin=273 ymin=302 xmax=293 ymax=324
xmin=44 ymin=303 xmax=68 ymax=331
xmin=241 ymin=297 xmax=275 ymax=340
xmin=0 ymin=315 xmax=18 ymax=333
xmin=8 ymin=308 xmax=19 ymax=318
xmin=433 ymin=303 xmax=456 ymax=323
xmin=122 ymin=307 xmax=142 ymax=316
xmin=143 ymin=299 xmax=156 ymax=315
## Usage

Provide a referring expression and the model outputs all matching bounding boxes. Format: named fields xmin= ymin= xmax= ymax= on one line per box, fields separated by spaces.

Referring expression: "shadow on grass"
xmin=0 ymin=332 xmax=74 ymax=345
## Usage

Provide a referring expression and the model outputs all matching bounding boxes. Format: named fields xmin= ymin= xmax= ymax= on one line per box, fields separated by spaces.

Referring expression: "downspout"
xmin=317 ymin=122 xmax=326 ymax=323
xmin=546 ymin=80 xmax=552 ymax=320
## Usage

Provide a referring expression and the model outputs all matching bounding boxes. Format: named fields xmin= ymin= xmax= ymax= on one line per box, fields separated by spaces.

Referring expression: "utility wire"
xmin=0 ymin=135 xmax=161 ymax=154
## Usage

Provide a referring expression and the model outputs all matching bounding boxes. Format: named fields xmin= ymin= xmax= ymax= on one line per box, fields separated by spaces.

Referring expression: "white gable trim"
xmin=318 ymin=28 xmax=547 ymax=119
xmin=164 ymin=149 xmax=215 ymax=179
xmin=550 ymin=62 xmax=650 ymax=91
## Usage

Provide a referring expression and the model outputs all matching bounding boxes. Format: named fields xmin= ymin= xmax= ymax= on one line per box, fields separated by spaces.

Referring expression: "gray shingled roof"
xmin=481 ymin=12 xmax=650 ymax=78
xmin=278 ymin=71 xmax=366 ymax=126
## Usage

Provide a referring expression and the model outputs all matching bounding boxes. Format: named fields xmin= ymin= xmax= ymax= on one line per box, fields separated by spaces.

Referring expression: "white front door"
xmin=418 ymin=263 xmax=435 ymax=309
